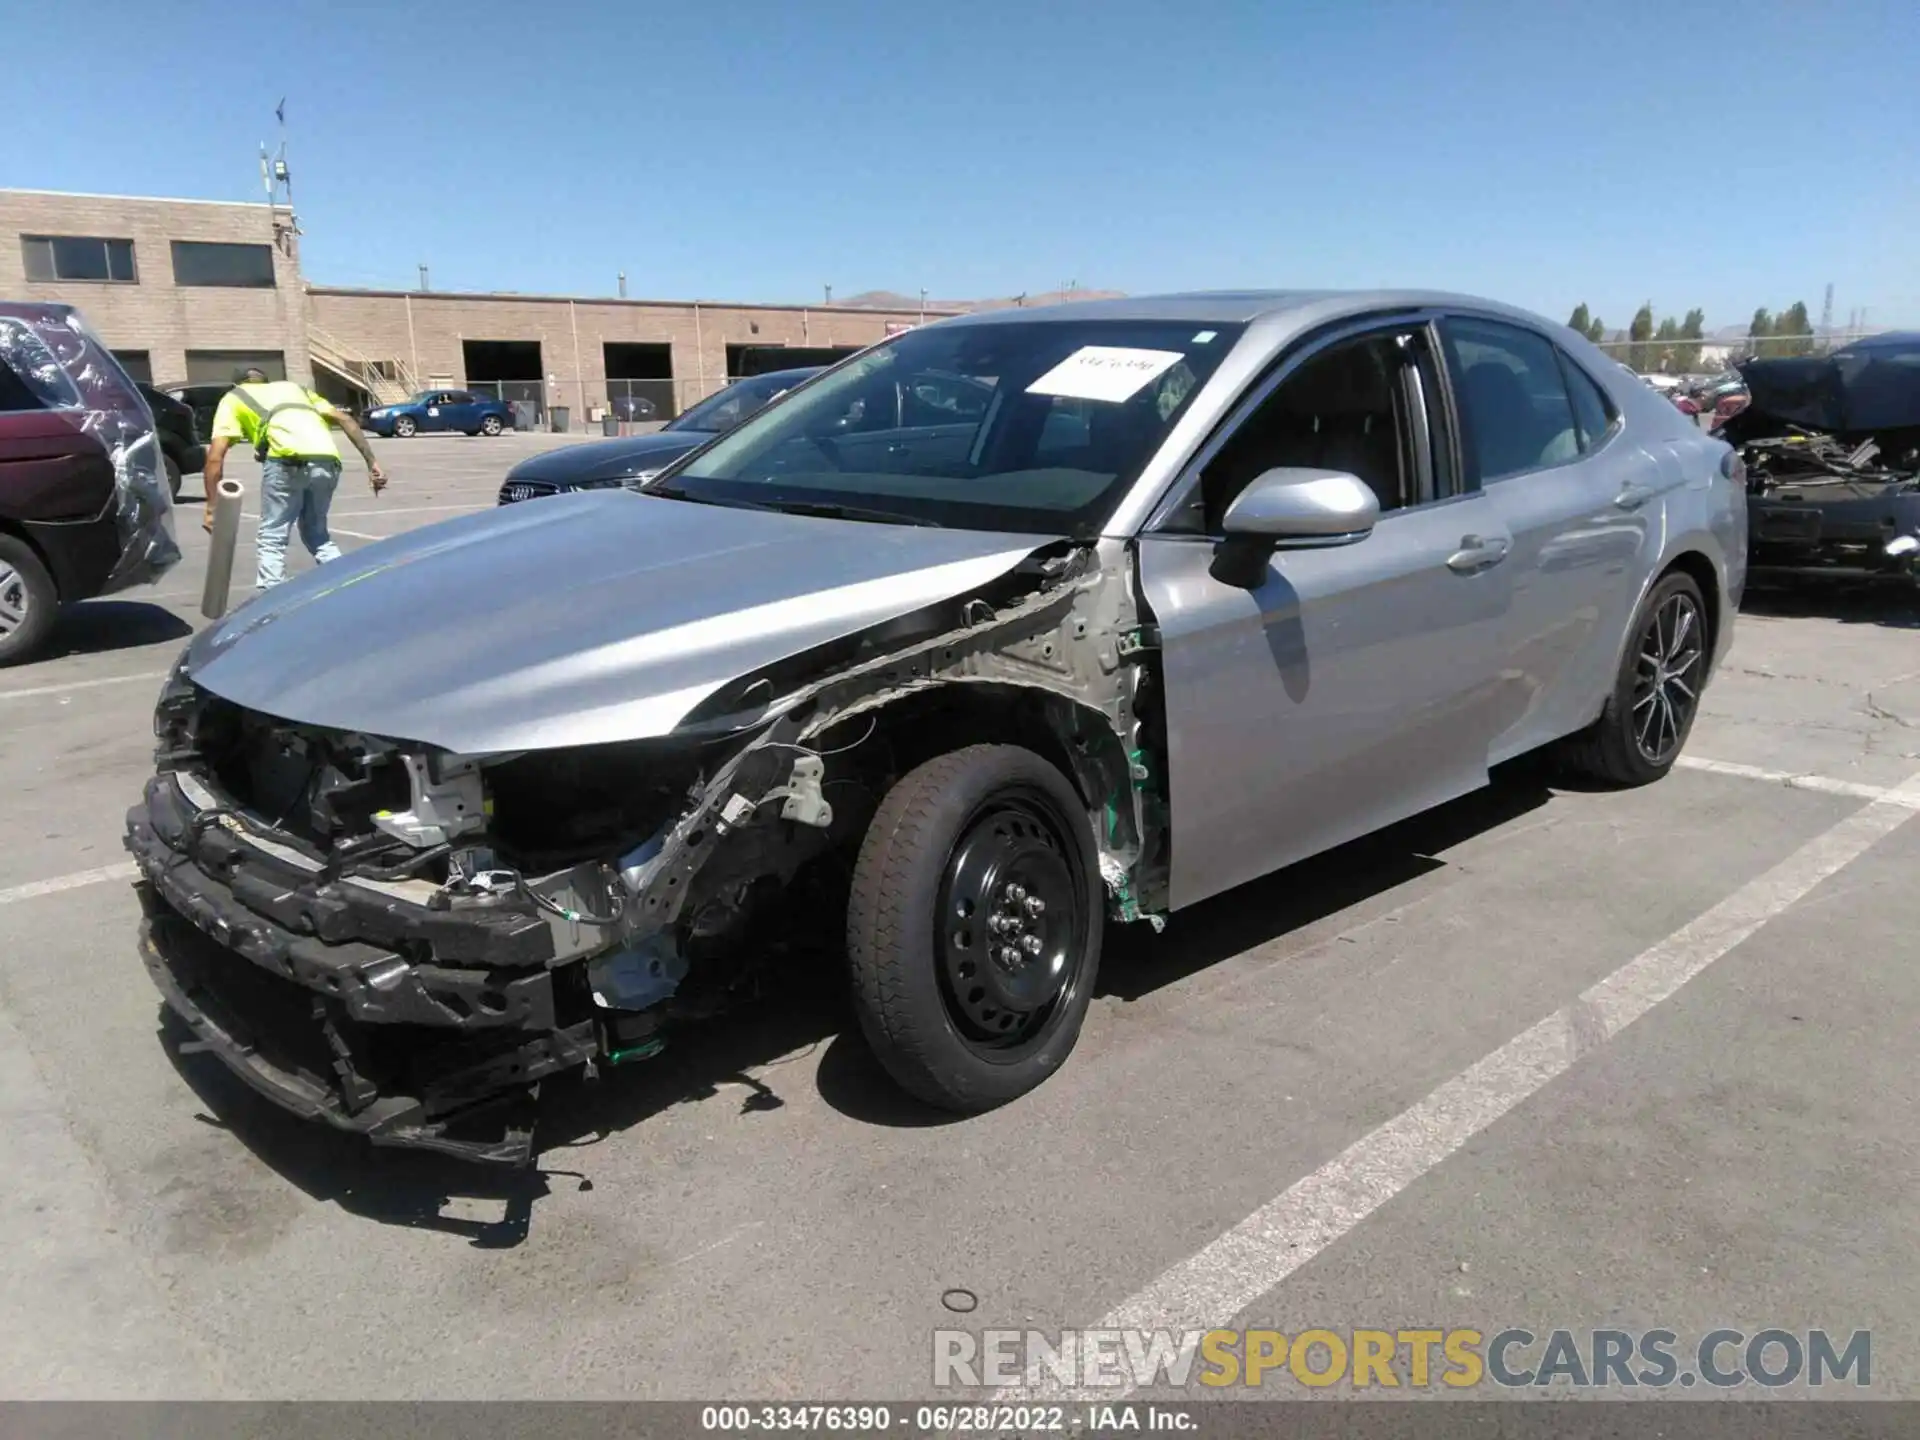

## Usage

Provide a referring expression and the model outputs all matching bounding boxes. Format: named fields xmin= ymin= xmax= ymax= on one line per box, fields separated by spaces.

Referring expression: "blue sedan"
xmin=363 ymin=389 xmax=515 ymax=438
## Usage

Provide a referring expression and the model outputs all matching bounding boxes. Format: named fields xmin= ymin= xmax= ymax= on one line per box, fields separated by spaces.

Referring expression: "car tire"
xmin=0 ymin=534 xmax=59 ymax=668
xmin=480 ymin=415 xmax=504 ymax=437
xmin=847 ymin=744 xmax=1103 ymax=1112
xmin=1559 ymin=569 xmax=1710 ymax=787
xmin=393 ymin=416 xmax=417 ymax=438
xmin=162 ymin=452 xmax=182 ymax=501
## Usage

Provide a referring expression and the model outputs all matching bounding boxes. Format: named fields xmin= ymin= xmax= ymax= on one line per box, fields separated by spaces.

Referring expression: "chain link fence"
xmin=1587 ymin=329 xmax=1879 ymax=376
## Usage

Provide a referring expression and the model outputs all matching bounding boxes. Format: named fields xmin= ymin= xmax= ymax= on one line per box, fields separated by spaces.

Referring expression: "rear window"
xmin=1441 ymin=317 xmax=1581 ymax=483
xmin=0 ymin=318 xmax=82 ymax=412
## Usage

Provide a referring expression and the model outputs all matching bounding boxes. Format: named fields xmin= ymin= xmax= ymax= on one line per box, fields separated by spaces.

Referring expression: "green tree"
xmin=1568 ymin=303 xmax=1607 ymax=347
xmin=1674 ymin=308 xmax=1706 ymax=373
xmin=1749 ymin=307 xmax=1776 ymax=359
xmin=1628 ymin=302 xmax=1656 ymax=372
xmin=1776 ymin=300 xmax=1814 ymax=357
xmin=1649 ymin=316 xmax=1680 ymax=373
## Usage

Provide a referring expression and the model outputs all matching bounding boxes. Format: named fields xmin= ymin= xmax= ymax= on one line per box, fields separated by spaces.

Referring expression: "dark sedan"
xmin=497 ymin=367 xmax=821 ymax=504
xmin=138 ymin=383 xmax=204 ymax=499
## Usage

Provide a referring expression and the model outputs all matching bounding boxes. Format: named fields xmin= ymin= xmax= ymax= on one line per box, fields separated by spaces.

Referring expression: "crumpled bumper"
xmin=126 ymin=773 xmax=596 ymax=1165
xmin=1749 ymin=489 xmax=1920 ymax=581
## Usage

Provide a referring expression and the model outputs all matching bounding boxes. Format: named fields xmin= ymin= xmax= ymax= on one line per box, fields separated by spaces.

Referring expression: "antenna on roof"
xmin=263 ymin=98 xmax=297 ymax=253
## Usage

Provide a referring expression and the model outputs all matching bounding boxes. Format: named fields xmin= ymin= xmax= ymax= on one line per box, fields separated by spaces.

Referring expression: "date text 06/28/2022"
xmin=699 ymin=1404 xmax=1192 ymax=1432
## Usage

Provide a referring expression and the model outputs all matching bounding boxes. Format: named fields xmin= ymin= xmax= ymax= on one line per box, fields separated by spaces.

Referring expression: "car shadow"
xmin=1095 ymin=760 xmax=1555 ymax=1002
xmin=45 ymin=600 xmax=193 ymax=659
xmin=1741 ymin=582 xmax=1920 ymax=629
xmin=163 ymin=765 xmax=1554 ymax=1241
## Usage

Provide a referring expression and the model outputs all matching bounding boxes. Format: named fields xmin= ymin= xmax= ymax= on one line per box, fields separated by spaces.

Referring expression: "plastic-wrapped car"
xmin=0 ymin=302 xmax=181 ymax=664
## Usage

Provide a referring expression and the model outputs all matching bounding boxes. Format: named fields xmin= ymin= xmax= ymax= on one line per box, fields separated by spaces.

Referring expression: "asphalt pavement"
xmin=2 ymin=433 xmax=1917 ymax=1402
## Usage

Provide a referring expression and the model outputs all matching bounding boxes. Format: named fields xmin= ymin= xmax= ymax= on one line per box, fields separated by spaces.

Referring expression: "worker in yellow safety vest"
xmin=203 ymin=366 xmax=389 ymax=589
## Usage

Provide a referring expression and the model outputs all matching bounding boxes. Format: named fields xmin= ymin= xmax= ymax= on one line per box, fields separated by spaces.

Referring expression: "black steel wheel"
xmin=848 ymin=745 xmax=1103 ymax=1111
xmin=1560 ymin=569 xmax=1710 ymax=786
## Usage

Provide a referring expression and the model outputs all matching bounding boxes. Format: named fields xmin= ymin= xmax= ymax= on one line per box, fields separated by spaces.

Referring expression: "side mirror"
xmin=1212 ymin=468 xmax=1380 ymax=587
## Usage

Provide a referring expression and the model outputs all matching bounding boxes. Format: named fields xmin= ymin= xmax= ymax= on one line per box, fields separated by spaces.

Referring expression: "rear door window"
xmin=1440 ymin=317 xmax=1581 ymax=484
xmin=1557 ymin=355 xmax=1618 ymax=451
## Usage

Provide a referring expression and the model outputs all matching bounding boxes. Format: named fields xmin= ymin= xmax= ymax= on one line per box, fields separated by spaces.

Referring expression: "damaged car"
xmin=1721 ymin=332 xmax=1920 ymax=583
xmin=128 ymin=291 xmax=1744 ymax=1164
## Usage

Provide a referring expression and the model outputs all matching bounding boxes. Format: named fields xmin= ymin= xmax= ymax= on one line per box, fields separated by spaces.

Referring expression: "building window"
xmin=184 ymin=349 xmax=286 ymax=384
xmin=170 ymin=240 xmax=276 ymax=288
xmin=114 ymin=350 xmax=154 ymax=385
xmin=21 ymin=235 xmax=137 ymax=283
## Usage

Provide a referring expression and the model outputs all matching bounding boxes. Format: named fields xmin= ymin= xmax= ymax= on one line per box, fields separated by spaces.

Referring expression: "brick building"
xmin=0 ymin=188 xmax=311 ymax=388
xmin=2 ymin=186 xmax=943 ymax=425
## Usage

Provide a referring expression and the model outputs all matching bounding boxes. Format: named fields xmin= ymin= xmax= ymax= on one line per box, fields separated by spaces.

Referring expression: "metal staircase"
xmin=308 ymin=327 xmax=416 ymax=406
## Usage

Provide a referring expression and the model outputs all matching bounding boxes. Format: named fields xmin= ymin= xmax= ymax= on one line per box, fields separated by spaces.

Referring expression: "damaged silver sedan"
xmin=128 ymin=291 xmax=1746 ymax=1163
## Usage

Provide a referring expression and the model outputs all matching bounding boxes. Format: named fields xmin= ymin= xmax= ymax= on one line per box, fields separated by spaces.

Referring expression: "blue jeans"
xmin=257 ymin=457 xmax=343 ymax=588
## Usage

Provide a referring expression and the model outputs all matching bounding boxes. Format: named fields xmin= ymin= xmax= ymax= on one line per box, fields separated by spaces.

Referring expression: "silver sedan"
xmin=131 ymin=291 xmax=1744 ymax=1162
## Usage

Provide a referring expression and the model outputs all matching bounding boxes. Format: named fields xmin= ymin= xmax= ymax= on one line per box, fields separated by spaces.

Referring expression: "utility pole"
xmin=824 ymin=284 xmax=833 ymax=305
xmin=919 ymin=288 xmax=927 ymax=322
xmin=618 ymin=271 xmax=627 ymax=299
xmin=1820 ymin=282 xmax=1834 ymax=340
xmin=418 ymin=263 xmax=430 ymax=293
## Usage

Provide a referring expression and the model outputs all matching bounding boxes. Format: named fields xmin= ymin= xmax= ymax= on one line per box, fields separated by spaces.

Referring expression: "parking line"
xmin=0 ymin=862 xmax=139 ymax=907
xmin=329 ymin=503 xmax=489 ymax=518
xmin=0 ymin=671 xmax=168 ymax=703
xmin=1677 ymin=754 xmax=1920 ymax=809
xmin=1020 ymin=765 xmax=1920 ymax=1400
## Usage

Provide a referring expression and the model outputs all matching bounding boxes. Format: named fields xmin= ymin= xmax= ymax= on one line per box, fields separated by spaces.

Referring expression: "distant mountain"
xmin=834 ymin=287 xmax=1126 ymax=313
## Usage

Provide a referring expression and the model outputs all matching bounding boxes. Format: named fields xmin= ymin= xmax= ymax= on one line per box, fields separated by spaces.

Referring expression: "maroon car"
xmin=0 ymin=302 xmax=180 ymax=664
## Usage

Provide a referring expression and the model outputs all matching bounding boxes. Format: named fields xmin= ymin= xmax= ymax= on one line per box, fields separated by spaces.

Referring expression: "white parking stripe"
xmin=0 ymin=862 xmax=139 ymax=907
xmin=1021 ymin=765 xmax=1920 ymax=1400
xmin=328 ymin=503 xmax=489 ymax=518
xmin=0 ymin=671 xmax=168 ymax=703
xmin=1677 ymin=754 xmax=1920 ymax=808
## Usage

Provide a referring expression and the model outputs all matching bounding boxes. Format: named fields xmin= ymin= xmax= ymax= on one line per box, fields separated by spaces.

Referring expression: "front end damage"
xmin=1741 ymin=432 xmax=1920 ymax=583
xmin=128 ymin=541 xmax=1166 ymax=1164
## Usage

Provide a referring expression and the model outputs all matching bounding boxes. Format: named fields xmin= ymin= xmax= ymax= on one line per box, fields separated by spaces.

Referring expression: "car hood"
xmin=186 ymin=493 xmax=1053 ymax=754
xmin=505 ymin=431 xmax=710 ymax=484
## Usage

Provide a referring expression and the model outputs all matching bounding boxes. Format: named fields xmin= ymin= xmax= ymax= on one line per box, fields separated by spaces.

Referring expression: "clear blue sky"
xmin=11 ymin=0 xmax=1917 ymax=333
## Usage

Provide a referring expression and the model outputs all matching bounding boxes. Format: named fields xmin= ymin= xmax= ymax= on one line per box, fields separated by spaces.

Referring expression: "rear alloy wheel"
xmin=480 ymin=414 xmax=504 ymax=437
xmin=393 ymin=415 xmax=418 ymax=438
xmin=0 ymin=535 xmax=59 ymax=667
xmin=1560 ymin=570 xmax=1709 ymax=786
xmin=848 ymin=745 xmax=1103 ymax=1111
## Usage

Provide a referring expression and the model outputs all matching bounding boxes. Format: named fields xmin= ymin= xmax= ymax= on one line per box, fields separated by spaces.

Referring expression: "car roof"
xmin=744 ymin=366 xmax=825 ymax=383
xmin=941 ymin=289 xmax=1551 ymax=329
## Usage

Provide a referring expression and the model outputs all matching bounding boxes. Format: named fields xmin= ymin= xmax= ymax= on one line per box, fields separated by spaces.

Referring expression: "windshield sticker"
xmin=1192 ymin=330 xmax=1218 ymax=344
xmin=1027 ymin=346 xmax=1186 ymax=404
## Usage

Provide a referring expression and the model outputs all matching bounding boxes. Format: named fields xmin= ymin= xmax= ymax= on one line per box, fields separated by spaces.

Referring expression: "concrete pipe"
xmin=200 ymin=476 xmax=247 ymax=620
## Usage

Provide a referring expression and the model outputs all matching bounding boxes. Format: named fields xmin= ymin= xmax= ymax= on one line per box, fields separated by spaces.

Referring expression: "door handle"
xmin=1614 ymin=483 xmax=1657 ymax=511
xmin=1447 ymin=534 xmax=1511 ymax=573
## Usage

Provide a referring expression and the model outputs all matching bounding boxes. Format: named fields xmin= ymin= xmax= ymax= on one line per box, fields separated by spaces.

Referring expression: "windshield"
xmin=648 ymin=320 xmax=1241 ymax=533
xmin=669 ymin=370 xmax=816 ymax=434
